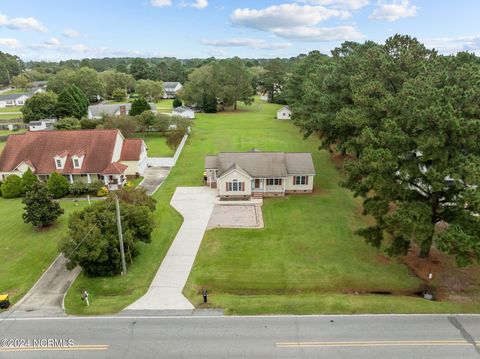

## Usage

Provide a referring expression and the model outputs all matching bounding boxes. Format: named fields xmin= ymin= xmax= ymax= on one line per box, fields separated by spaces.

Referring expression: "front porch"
xmin=251 ymin=178 xmax=286 ymax=197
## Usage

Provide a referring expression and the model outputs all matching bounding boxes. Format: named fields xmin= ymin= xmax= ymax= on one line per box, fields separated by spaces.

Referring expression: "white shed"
xmin=276 ymin=105 xmax=292 ymax=120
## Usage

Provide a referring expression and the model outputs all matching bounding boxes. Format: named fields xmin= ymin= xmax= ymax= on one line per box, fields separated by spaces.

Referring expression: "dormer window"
xmin=56 ymin=159 xmax=62 ymax=168
xmin=73 ymin=158 xmax=80 ymax=168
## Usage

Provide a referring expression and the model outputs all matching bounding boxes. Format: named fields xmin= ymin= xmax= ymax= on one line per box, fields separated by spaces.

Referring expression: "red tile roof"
xmin=101 ymin=162 xmax=128 ymax=175
xmin=0 ymin=129 xmax=123 ymax=175
xmin=120 ymin=138 xmax=143 ymax=161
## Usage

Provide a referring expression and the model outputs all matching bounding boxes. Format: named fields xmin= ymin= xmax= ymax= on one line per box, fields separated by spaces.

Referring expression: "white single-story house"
xmin=87 ymin=103 xmax=157 ymax=120
xmin=172 ymin=106 xmax=195 ymax=119
xmin=205 ymin=151 xmax=315 ymax=199
xmin=163 ymin=82 xmax=183 ymax=99
xmin=276 ymin=105 xmax=292 ymax=120
xmin=0 ymin=93 xmax=32 ymax=108
xmin=0 ymin=129 xmax=148 ymax=190
xmin=28 ymin=118 xmax=57 ymax=132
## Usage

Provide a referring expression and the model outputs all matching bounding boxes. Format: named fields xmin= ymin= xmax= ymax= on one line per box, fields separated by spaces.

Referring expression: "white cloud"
xmin=0 ymin=38 xmax=21 ymax=49
xmin=274 ymin=25 xmax=364 ymax=41
xmin=62 ymin=28 xmax=81 ymax=38
xmin=231 ymin=4 xmax=350 ymax=31
xmin=180 ymin=0 xmax=209 ymax=9
xmin=45 ymin=37 xmax=61 ymax=46
xmin=150 ymin=0 xmax=172 ymax=7
xmin=297 ymin=0 xmax=370 ymax=9
xmin=422 ymin=36 xmax=480 ymax=55
xmin=191 ymin=0 xmax=208 ymax=9
xmin=201 ymin=37 xmax=292 ymax=50
xmin=369 ymin=0 xmax=417 ymax=21
xmin=0 ymin=13 xmax=47 ymax=32
xmin=230 ymin=3 xmax=363 ymax=42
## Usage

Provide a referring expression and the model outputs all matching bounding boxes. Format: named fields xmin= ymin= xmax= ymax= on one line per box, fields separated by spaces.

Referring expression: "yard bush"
xmin=20 ymin=168 xmax=39 ymax=195
xmin=129 ymin=97 xmax=150 ymax=116
xmin=173 ymin=97 xmax=182 ymax=108
xmin=47 ymin=172 xmax=70 ymax=198
xmin=70 ymin=180 xmax=105 ymax=196
xmin=60 ymin=201 xmax=154 ymax=276
xmin=1 ymin=175 xmax=22 ymax=198
xmin=80 ymin=118 xmax=98 ymax=130
xmin=97 ymin=186 xmax=109 ymax=197
xmin=22 ymin=182 xmax=64 ymax=229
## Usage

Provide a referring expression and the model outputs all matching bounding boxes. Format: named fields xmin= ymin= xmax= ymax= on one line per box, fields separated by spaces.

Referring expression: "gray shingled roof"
xmin=88 ymin=103 xmax=157 ymax=117
xmin=0 ymin=93 xmax=31 ymax=101
xmin=163 ymin=82 xmax=181 ymax=89
xmin=205 ymin=152 xmax=315 ymax=178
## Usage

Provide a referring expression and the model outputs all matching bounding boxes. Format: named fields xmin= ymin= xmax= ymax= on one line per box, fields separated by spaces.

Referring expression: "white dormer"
xmin=54 ymin=151 xmax=68 ymax=169
xmin=72 ymin=150 xmax=86 ymax=169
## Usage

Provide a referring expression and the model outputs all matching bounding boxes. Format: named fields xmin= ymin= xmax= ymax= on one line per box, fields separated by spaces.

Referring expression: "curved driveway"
xmin=126 ymin=187 xmax=217 ymax=311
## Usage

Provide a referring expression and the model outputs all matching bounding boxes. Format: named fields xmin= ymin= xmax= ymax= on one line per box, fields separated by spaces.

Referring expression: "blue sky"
xmin=0 ymin=0 xmax=478 ymax=61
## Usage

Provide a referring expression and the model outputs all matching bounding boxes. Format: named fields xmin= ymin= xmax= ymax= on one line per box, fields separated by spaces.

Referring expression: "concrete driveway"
xmin=139 ymin=166 xmax=170 ymax=195
xmin=126 ymin=187 xmax=217 ymax=312
xmin=8 ymin=255 xmax=80 ymax=317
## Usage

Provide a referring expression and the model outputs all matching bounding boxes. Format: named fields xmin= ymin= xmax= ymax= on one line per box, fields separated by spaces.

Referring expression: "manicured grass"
xmin=0 ymin=113 xmax=22 ymax=121
xmin=0 ymin=199 xmax=90 ymax=305
xmin=129 ymin=176 xmax=144 ymax=187
xmin=132 ymin=132 xmax=174 ymax=157
xmin=0 ymin=106 xmax=22 ymax=113
xmin=64 ymin=100 xmax=478 ymax=315
xmin=155 ymin=99 xmax=173 ymax=109
xmin=0 ymin=129 xmax=26 ymax=136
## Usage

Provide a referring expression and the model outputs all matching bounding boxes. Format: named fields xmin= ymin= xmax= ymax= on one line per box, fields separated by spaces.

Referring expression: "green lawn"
xmin=0 ymin=129 xmax=26 ymax=136
xmin=0 ymin=141 xmax=5 ymax=154
xmin=0 ymin=113 xmax=22 ymax=121
xmin=64 ymin=100 xmax=479 ymax=315
xmin=0 ymin=199 xmax=90 ymax=305
xmin=0 ymin=106 xmax=22 ymax=113
xmin=129 ymin=176 xmax=144 ymax=187
xmin=132 ymin=132 xmax=174 ymax=157
xmin=155 ymin=99 xmax=173 ymax=109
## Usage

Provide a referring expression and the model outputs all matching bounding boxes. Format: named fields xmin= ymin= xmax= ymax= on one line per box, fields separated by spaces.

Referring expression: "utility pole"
xmin=115 ymin=195 xmax=127 ymax=276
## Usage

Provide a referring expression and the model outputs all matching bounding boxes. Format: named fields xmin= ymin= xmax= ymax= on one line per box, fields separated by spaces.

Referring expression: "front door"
xmin=254 ymin=179 xmax=261 ymax=189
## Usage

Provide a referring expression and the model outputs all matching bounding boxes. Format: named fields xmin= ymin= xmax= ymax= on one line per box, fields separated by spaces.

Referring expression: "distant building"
xmin=0 ymin=129 xmax=148 ymax=190
xmin=276 ymin=105 xmax=292 ymax=120
xmin=0 ymin=93 xmax=31 ymax=108
xmin=163 ymin=82 xmax=183 ymax=99
xmin=172 ymin=106 xmax=195 ymax=119
xmin=87 ymin=103 xmax=157 ymax=119
xmin=28 ymin=119 xmax=57 ymax=132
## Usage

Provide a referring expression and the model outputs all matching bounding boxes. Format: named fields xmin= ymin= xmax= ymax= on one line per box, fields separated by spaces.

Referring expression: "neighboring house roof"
xmin=173 ymin=106 xmax=192 ymax=113
xmin=0 ymin=129 xmax=123 ymax=175
xmin=101 ymin=162 xmax=128 ymax=175
xmin=163 ymin=82 xmax=181 ymax=90
xmin=277 ymin=105 xmax=291 ymax=113
xmin=0 ymin=93 xmax=30 ymax=101
xmin=120 ymin=138 xmax=144 ymax=161
xmin=206 ymin=152 xmax=315 ymax=178
xmin=88 ymin=103 xmax=157 ymax=117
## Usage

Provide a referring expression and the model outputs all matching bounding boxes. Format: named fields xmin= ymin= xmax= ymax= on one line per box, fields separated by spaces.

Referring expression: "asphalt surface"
xmin=0 ymin=315 xmax=479 ymax=358
xmin=10 ymin=255 xmax=80 ymax=317
xmin=140 ymin=166 xmax=170 ymax=195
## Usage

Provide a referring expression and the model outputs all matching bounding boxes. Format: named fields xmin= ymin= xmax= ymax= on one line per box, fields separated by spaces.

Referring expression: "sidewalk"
xmin=126 ymin=187 xmax=217 ymax=311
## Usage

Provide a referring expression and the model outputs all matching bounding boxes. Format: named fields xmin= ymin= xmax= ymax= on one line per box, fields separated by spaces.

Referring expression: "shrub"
xmin=173 ymin=97 xmax=182 ymax=108
xmin=22 ymin=182 xmax=64 ymax=229
xmin=112 ymin=88 xmax=127 ymax=102
xmin=20 ymin=168 xmax=39 ymax=195
xmin=129 ymin=97 xmax=150 ymax=116
xmin=70 ymin=182 xmax=90 ymax=196
xmin=80 ymin=118 xmax=98 ymax=129
xmin=1 ymin=175 xmax=22 ymax=198
xmin=88 ymin=181 xmax=105 ymax=195
xmin=47 ymin=172 xmax=70 ymax=198
xmin=97 ymin=186 xmax=109 ymax=197
xmin=0 ymin=181 xmax=2 ymax=197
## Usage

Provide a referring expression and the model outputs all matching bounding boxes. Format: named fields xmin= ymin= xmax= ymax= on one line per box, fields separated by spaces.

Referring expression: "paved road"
xmin=139 ymin=166 xmax=170 ymax=195
xmin=8 ymin=255 xmax=80 ymax=317
xmin=0 ymin=315 xmax=479 ymax=358
xmin=126 ymin=187 xmax=217 ymax=311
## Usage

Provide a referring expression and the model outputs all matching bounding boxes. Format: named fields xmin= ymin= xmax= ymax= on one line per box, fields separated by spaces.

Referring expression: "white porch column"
xmin=69 ymin=174 xmax=74 ymax=184
xmin=263 ymin=178 xmax=266 ymax=193
xmin=87 ymin=174 xmax=91 ymax=184
xmin=104 ymin=176 xmax=109 ymax=185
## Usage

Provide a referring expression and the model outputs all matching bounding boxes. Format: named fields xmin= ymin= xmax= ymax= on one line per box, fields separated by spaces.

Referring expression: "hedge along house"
xmin=0 ymin=129 xmax=147 ymax=190
xmin=205 ymin=152 xmax=315 ymax=199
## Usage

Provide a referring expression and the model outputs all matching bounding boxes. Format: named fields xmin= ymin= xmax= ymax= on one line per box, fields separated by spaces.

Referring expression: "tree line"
xmin=285 ymin=34 xmax=480 ymax=266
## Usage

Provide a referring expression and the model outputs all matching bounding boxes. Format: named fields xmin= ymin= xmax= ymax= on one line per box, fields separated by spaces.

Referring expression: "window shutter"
xmin=241 ymin=182 xmax=245 ymax=191
xmin=226 ymin=182 xmax=229 ymax=192
xmin=293 ymin=176 xmax=296 ymax=185
xmin=306 ymin=176 xmax=309 ymax=185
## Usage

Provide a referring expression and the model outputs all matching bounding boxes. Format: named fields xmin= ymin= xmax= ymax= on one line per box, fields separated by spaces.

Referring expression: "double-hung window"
xmin=226 ymin=179 xmax=244 ymax=192
xmin=294 ymin=176 xmax=308 ymax=185
xmin=266 ymin=178 xmax=282 ymax=186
